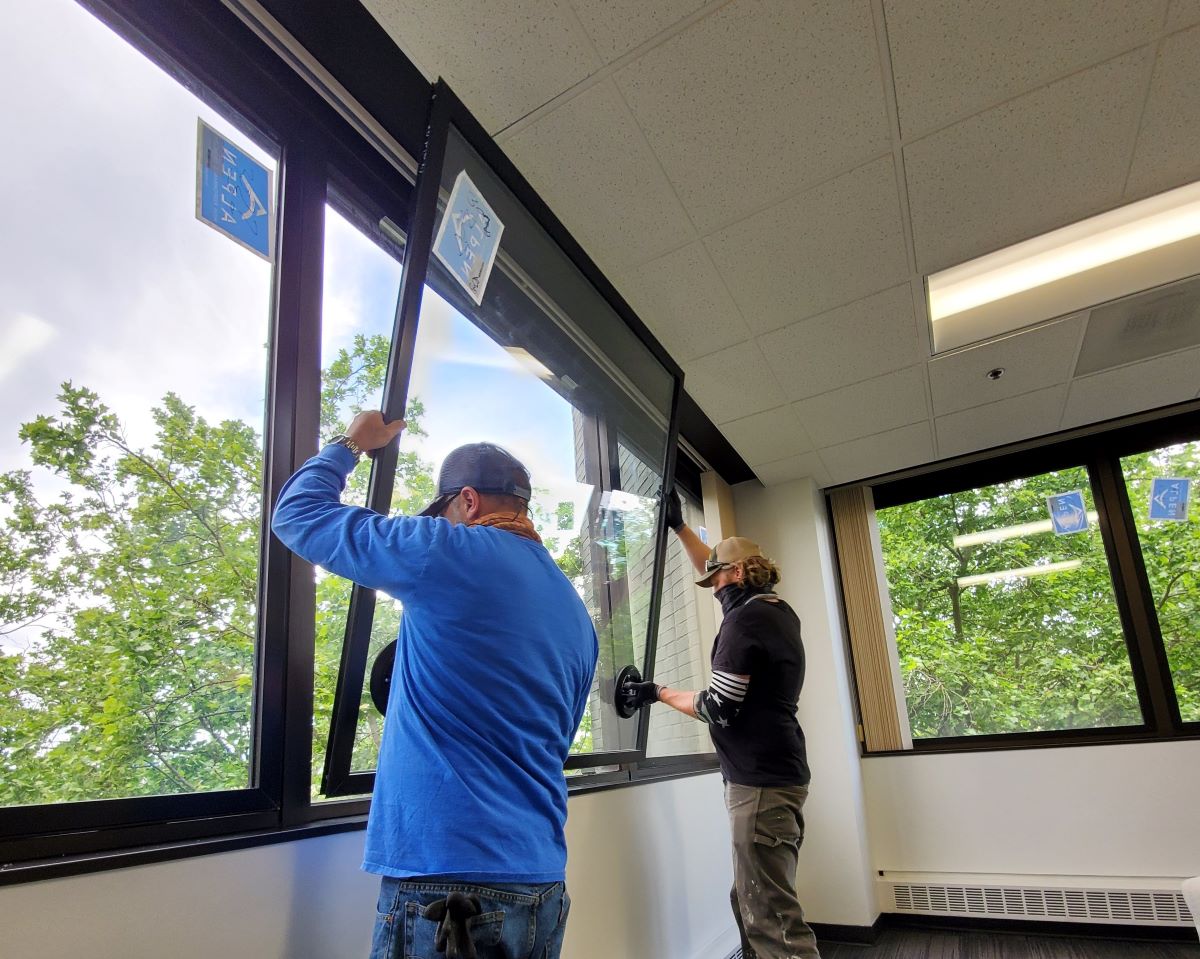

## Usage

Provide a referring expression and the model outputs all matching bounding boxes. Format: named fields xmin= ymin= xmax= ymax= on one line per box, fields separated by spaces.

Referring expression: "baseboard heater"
xmin=879 ymin=871 xmax=1195 ymax=927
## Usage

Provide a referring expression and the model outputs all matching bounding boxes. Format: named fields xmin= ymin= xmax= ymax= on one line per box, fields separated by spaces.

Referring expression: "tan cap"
xmin=695 ymin=536 xmax=765 ymax=587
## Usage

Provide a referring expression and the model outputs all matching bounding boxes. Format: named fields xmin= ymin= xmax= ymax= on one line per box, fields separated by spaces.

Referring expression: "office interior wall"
xmin=0 ymin=773 xmax=736 ymax=959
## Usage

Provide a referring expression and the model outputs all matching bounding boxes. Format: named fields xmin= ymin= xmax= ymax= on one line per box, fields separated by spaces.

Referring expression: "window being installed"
xmin=0 ymin=0 xmax=276 ymax=805
xmin=316 ymin=114 xmax=681 ymax=794
xmin=1120 ymin=441 xmax=1200 ymax=723
xmin=875 ymin=467 xmax=1142 ymax=739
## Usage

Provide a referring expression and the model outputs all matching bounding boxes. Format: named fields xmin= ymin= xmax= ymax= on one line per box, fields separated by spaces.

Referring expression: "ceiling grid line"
xmin=1054 ymin=318 xmax=1096 ymax=432
xmin=494 ymin=0 xmax=734 ymax=141
xmin=1117 ymin=38 xmax=1170 ymax=201
xmin=886 ymin=17 xmax=1174 ymax=151
xmin=869 ymin=0 xmax=937 ymax=457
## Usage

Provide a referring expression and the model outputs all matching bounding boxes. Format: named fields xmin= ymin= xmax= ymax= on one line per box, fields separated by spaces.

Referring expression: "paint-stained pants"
xmin=726 ymin=782 xmax=821 ymax=959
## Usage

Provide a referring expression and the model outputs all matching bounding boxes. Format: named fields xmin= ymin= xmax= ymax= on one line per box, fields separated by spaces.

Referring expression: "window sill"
xmin=862 ymin=726 xmax=1200 ymax=757
xmin=0 ymin=755 xmax=721 ymax=887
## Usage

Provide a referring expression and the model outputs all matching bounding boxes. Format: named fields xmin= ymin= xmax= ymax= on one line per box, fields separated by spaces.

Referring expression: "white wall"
xmin=732 ymin=477 xmax=879 ymax=926
xmin=863 ymin=741 xmax=1200 ymax=878
xmin=0 ymin=772 xmax=736 ymax=959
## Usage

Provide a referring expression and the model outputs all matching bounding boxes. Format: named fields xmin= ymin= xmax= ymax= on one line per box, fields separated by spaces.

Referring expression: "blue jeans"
xmin=370 ymin=877 xmax=570 ymax=959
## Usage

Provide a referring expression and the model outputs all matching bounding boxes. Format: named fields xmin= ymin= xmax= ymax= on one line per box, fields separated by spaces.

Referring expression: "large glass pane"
xmin=312 ymin=194 xmax=404 ymax=794
xmin=0 ymin=0 xmax=275 ymax=803
xmin=322 ymin=119 xmax=678 ymax=777
xmin=1120 ymin=441 xmax=1200 ymax=723
xmin=419 ymin=124 xmax=675 ymax=759
xmin=646 ymin=490 xmax=715 ymax=758
xmin=876 ymin=467 xmax=1142 ymax=738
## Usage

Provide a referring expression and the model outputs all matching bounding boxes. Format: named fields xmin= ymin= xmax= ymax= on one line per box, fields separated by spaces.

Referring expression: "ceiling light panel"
xmin=927 ymin=179 xmax=1200 ymax=353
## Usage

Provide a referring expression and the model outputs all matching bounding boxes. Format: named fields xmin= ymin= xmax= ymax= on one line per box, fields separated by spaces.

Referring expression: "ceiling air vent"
xmin=1074 ymin=274 xmax=1200 ymax=376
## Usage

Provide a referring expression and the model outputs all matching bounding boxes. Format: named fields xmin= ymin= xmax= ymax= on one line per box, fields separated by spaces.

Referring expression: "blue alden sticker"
xmin=1148 ymin=477 xmax=1192 ymax=522
xmin=432 ymin=170 xmax=504 ymax=306
xmin=195 ymin=120 xmax=274 ymax=261
xmin=1046 ymin=491 xmax=1089 ymax=535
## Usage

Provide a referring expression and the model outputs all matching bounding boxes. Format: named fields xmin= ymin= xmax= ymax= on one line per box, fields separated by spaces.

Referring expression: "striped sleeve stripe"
xmin=710 ymin=672 xmax=748 ymax=701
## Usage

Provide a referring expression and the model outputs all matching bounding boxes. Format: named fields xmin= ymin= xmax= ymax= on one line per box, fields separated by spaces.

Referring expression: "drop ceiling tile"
xmin=758 ymin=285 xmax=922 ymax=400
xmin=820 ymin=422 xmax=935 ymax=486
xmin=615 ymin=242 xmax=750 ymax=363
xmin=1061 ymin=347 xmax=1200 ymax=428
xmin=928 ymin=314 xmax=1085 ymax=416
xmin=1169 ymin=0 xmax=1200 ymax=30
xmin=567 ymin=0 xmax=710 ymax=61
xmin=884 ymin=0 xmax=1167 ymax=139
xmin=614 ymin=0 xmax=890 ymax=233
xmin=361 ymin=0 xmax=599 ymax=132
xmin=707 ymin=157 xmax=908 ymax=332
xmin=905 ymin=48 xmax=1153 ymax=275
xmin=503 ymin=80 xmax=695 ymax=271
xmin=683 ymin=341 xmax=785 ymax=425
xmin=935 ymin=386 xmax=1068 ymax=458
xmin=754 ymin=451 xmax=831 ymax=488
xmin=719 ymin=406 xmax=814 ymax=466
xmin=1125 ymin=25 xmax=1200 ymax=201
xmin=792 ymin=366 xmax=928 ymax=448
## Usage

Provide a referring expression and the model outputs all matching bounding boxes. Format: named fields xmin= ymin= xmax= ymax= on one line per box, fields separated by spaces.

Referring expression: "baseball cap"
xmin=695 ymin=536 xmax=765 ymax=587
xmin=418 ymin=442 xmax=533 ymax=517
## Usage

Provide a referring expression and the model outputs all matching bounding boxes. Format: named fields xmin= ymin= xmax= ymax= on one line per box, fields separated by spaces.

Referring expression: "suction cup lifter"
xmin=614 ymin=663 xmax=643 ymax=719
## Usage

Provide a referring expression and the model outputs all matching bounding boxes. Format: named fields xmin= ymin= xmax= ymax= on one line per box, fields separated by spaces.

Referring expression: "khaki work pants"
xmin=725 ymin=782 xmax=821 ymax=959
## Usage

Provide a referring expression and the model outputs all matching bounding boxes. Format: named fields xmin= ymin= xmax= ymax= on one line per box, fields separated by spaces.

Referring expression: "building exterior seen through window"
xmin=0 ymin=0 xmax=277 ymax=806
xmin=646 ymin=490 xmax=715 ymax=759
xmin=876 ymin=467 xmax=1142 ymax=739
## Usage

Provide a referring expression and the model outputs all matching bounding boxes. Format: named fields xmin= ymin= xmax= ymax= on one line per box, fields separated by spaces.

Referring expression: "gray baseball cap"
xmin=419 ymin=442 xmax=532 ymax=517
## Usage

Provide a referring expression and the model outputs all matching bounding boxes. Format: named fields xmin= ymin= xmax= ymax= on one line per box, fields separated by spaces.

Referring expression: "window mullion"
xmin=1088 ymin=456 xmax=1183 ymax=735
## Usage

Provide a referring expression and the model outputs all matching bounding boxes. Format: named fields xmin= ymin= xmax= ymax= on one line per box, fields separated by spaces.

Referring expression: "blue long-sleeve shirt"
xmin=272 ymin=445 xmax=597 ymax=881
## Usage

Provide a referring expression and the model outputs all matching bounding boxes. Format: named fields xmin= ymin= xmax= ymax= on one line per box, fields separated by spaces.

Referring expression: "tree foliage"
xmin=0 ymin=331 xmax=609 ymax=805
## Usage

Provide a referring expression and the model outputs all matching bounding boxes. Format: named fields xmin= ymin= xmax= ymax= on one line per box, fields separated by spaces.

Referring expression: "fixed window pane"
xmin=0 ymin=0 xmax=275 ymax=804
xmin=876 ymin=467 xmax=1142 ymax=738
xmin=1120 ymin=442 xmax=1200 ymax=723
xmin=311 ymin=196 xmax=404 ymax=795
xmin=646 ymin=491 xmax=715 ymax=758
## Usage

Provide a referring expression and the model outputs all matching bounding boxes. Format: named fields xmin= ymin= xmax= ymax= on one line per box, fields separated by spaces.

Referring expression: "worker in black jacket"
xmin=624 ymin=492 xmax=820 ymax=959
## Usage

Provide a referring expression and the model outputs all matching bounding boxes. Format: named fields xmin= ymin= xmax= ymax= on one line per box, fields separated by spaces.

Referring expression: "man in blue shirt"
xmin=272 ymin=411 xmax=598 ymax=959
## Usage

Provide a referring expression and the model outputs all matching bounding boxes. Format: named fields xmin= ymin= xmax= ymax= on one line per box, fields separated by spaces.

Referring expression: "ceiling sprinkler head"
xmin=986 ymin=367 xmax=1005 ymax=380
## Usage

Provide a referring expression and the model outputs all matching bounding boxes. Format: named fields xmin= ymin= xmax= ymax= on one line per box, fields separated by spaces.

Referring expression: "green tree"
xmin=0 ymin=331 xmax=602 ymax=805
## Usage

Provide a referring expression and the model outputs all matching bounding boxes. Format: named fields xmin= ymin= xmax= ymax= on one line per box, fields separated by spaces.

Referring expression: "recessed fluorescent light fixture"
xmin=957 ymin=559 xmax=1082 ymax=589
xmin=927 ymin=179 xmax=1200 ymax=353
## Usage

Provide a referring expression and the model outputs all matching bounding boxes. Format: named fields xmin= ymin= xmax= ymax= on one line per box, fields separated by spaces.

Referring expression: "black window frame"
xmin=0 ymin=0 xmax=742 ymax=883
xmin=319 ymin=79 xmax=687 ymax=794
xmin=848 ymin=404 xmax=1200 ymax=756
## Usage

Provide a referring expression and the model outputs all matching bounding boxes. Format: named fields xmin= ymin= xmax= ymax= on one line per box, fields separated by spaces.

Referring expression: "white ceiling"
xmin=361 ymin=0 xmax=1200 ymax=487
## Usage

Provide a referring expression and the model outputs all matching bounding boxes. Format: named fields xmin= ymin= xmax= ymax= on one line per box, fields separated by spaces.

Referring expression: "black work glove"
xmin=622 ymin=680 xmax=662 ymax=711
xmin=663 ymin=488 xmax=685 ymax=532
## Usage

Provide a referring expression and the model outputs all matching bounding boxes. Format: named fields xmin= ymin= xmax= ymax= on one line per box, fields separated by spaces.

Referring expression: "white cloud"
xmin=0 ymin=314 xmax=57 ymax=385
